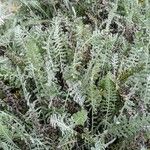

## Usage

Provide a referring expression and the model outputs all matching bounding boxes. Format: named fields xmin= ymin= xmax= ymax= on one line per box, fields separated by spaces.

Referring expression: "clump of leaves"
xmin=0 ymin=0 xmax=150 ymax=149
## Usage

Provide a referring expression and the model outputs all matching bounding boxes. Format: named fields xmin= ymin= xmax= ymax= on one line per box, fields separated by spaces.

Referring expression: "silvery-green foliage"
xmin=0 ymin=0 xmax=150 ymax=149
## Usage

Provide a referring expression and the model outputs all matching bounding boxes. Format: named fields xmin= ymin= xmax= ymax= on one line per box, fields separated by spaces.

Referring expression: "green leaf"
xmin=72 ymin=109 xmax=87 ymax=126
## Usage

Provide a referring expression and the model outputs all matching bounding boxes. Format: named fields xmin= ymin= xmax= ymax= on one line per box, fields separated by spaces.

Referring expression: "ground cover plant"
xmin=0 ymin=0 xmax=150 ymax=149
